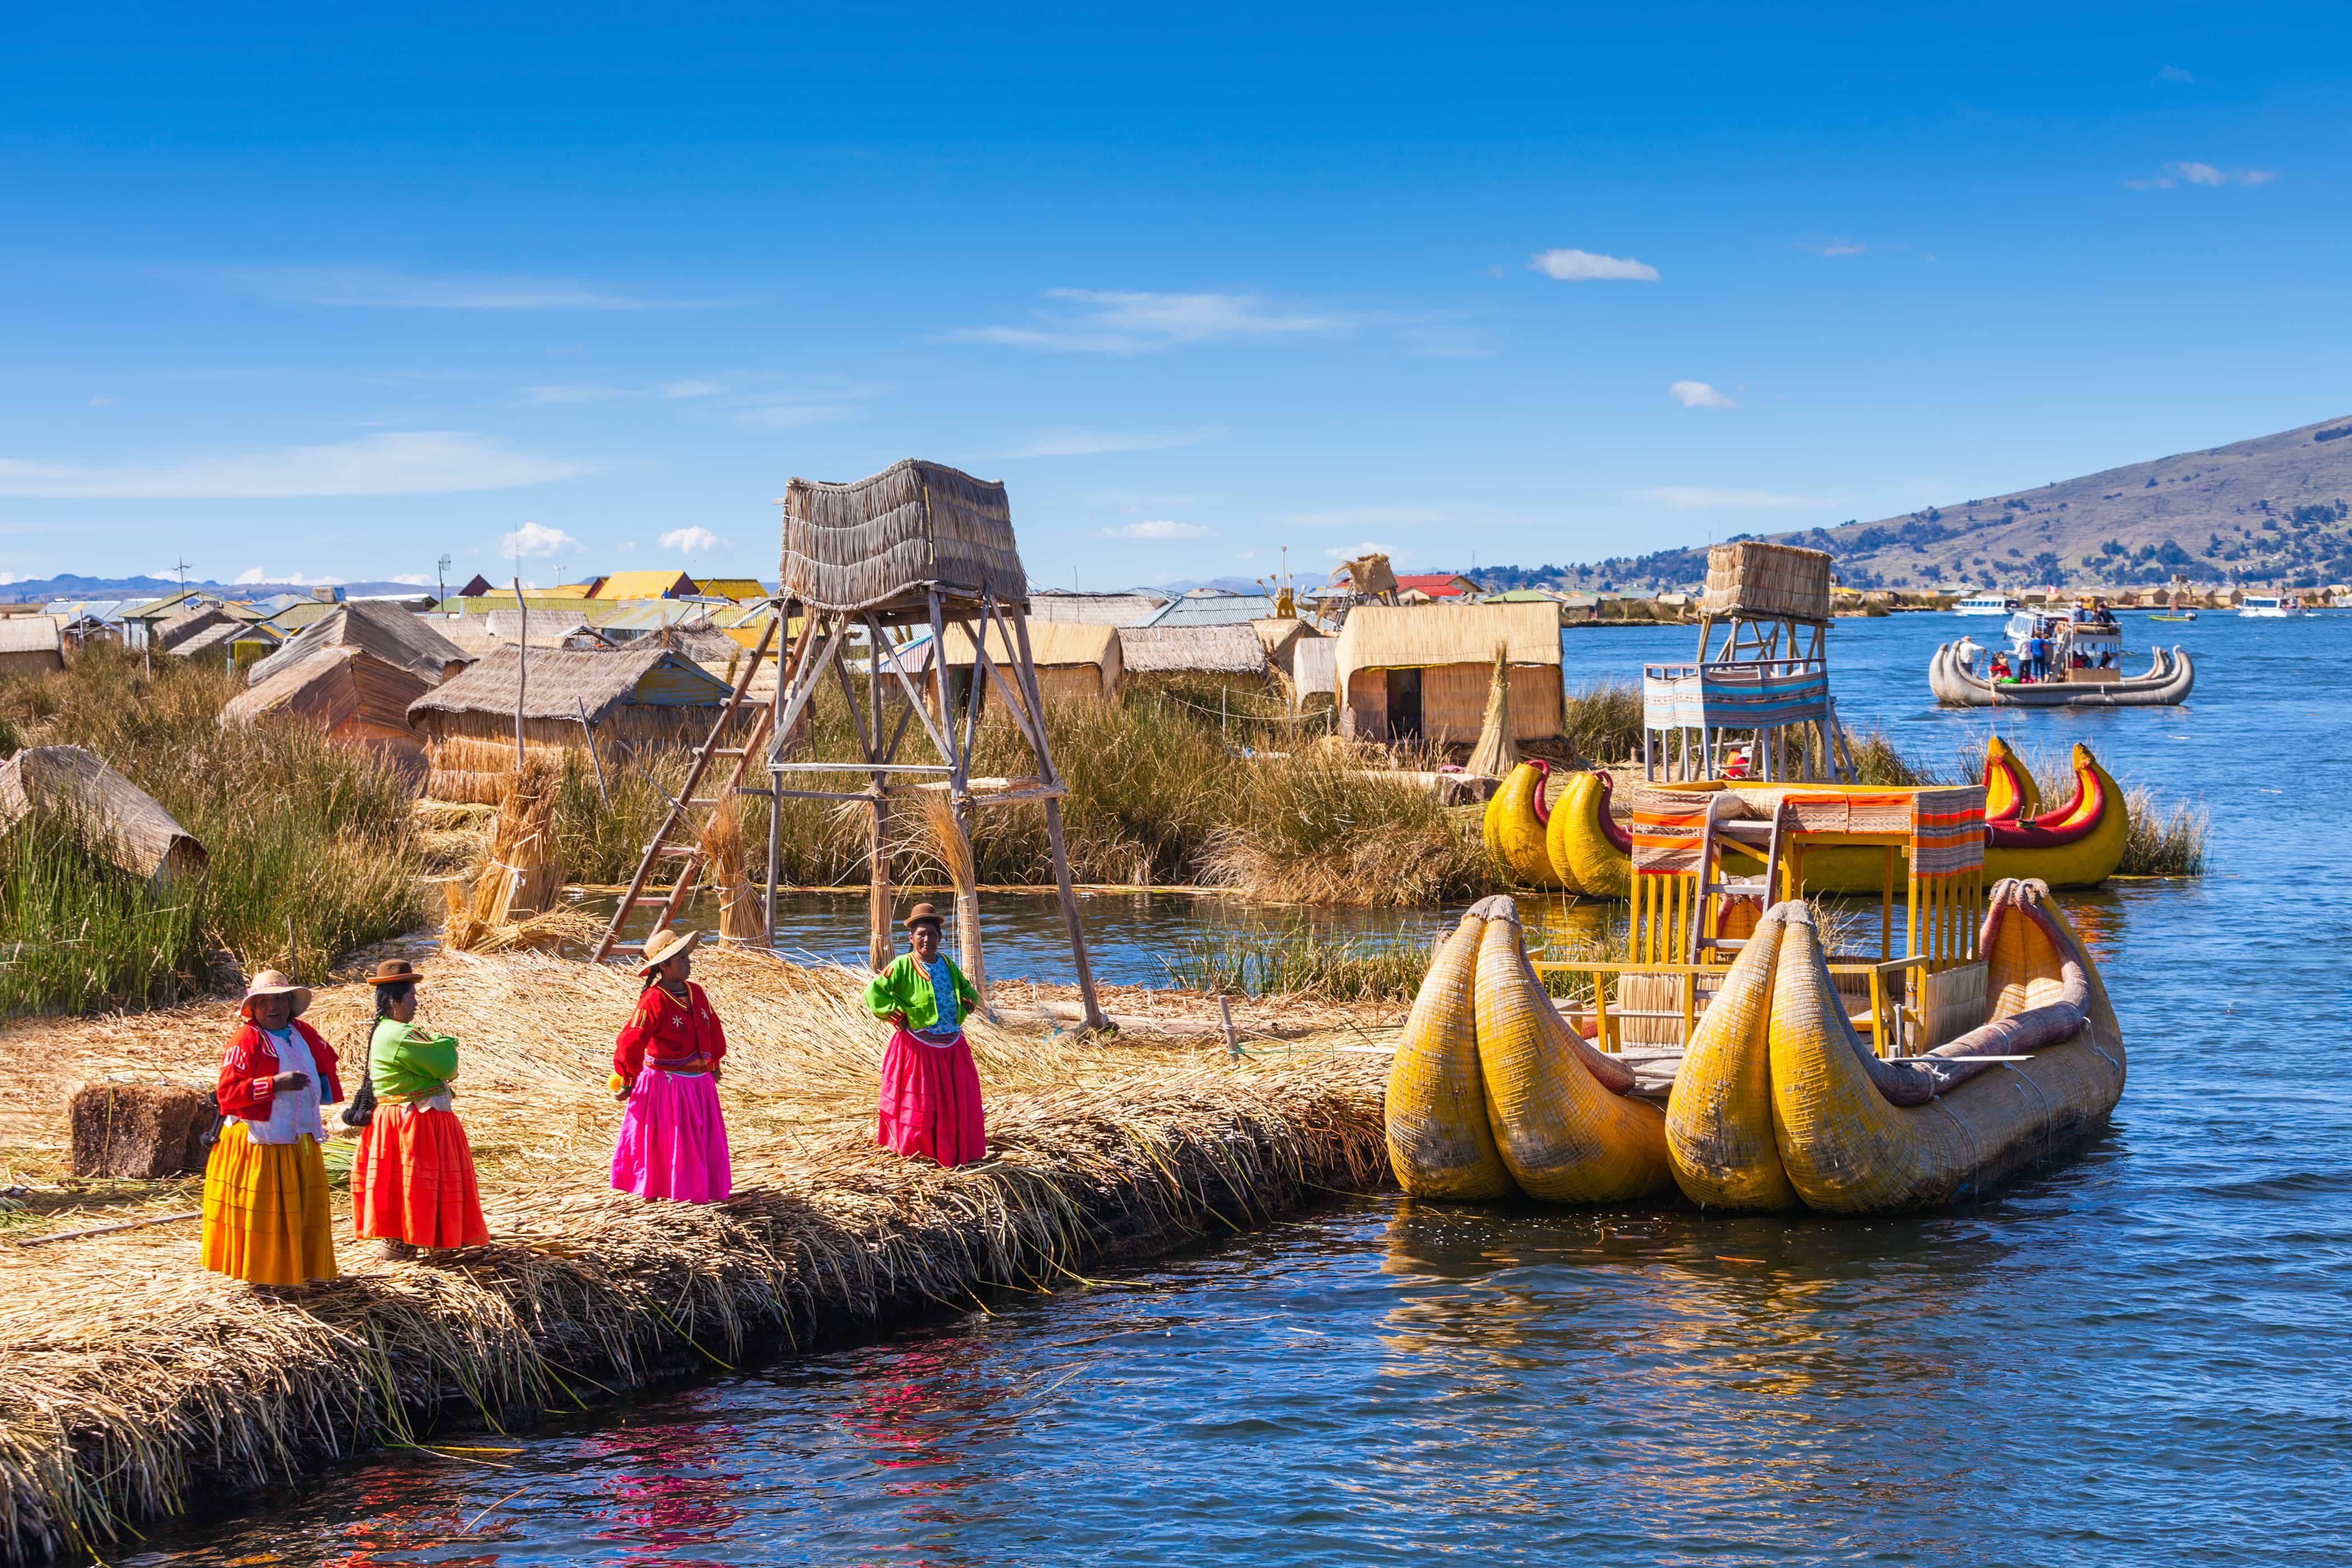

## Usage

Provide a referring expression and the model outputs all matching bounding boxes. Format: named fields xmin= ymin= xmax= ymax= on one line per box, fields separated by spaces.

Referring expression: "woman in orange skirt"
xmin=202 ymin=969 xmax=344 ymax=1287
xmin=351 ymin=959 xmax=488 ymax=1258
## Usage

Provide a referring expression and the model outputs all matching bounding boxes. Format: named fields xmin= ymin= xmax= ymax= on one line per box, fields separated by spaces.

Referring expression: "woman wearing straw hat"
xmin=864 ymin=903 xmax=984 ymax=1166
xmin=351 ymin=959 xmax=489 ymax=1259
xmin=200 ymin=969 xmax=344 ymax=1287
xmin=608 ymin=927 xmax=733 ymax=1203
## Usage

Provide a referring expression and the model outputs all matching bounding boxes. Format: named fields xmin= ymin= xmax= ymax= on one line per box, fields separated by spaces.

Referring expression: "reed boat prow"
xmin=1932 ymin=640 xmax=2194 ymax=707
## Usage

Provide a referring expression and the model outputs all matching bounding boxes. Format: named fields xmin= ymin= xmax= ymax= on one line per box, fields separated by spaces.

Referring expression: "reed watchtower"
xmin=1641 ymin=541 xmax=1849 ymax=783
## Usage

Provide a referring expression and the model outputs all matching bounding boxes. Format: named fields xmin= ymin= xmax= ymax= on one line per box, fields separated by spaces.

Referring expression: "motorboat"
xmin=1953 ymin=592 xmax=2021 ymax=617
xmin=2238 ymin=594 xmax=2306 ymax=618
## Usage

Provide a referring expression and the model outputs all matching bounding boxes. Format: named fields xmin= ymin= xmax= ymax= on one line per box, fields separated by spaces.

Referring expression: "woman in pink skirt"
xmin=864 ymin=903 xmax=985 ymax=1166
xmin=608 ymin=927 xmax=732 ymax=1203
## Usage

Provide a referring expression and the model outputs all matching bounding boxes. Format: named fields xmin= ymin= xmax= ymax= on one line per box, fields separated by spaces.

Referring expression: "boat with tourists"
xmin=1953 ymin=591 xmax=2023 ymax=617
xmin=1930 ymin=601 xmax=2192 ymax=707
xmin=2238 ymin=593 xmax=2305 ymax=618
xmin=1395 ymin=781 xmax=2125 ymax=1214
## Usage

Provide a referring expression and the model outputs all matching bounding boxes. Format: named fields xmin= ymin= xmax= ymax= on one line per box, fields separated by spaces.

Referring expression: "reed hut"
xmin=0 ymin=615 xmax=66 ymax=677
xmin=248 ymin=600 xmax=470 ymax=689
xmin=1333 ymin=601 xmax=1562 ymax=744
xmin=153 ymin=604 xmax=239 ymax=656
xmin=1116 ymin=622 xmax=1269 ymax=702
xmin=220 ymin=647 xmax=433 ymax=781
xmin=0 ymin=745 xmax=207 ymax=886
xmin=407 ymin=645 xmax=737 ymax=804
xmin=911 ymin=619 xmax=1123 ymax=712
xmin=1290 ymin=635 xmax=1337 ymax=707
xmin=1252 ymin=617 xmax=1319 ymax=679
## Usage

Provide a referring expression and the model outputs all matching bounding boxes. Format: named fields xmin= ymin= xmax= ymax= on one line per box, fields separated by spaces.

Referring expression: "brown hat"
xmin=636 ymin=926 xmax=703 ymax=977
xmin=239 ymin=969 xmax=313 ymax=1020
xmin=902 ymin=903 xmax=945 ymax=931
xmin=365 ymin=958 xmax=423 ymax=987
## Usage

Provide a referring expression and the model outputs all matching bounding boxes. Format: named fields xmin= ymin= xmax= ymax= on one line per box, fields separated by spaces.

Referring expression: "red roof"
xmin=1394 ymin=573 xmax=1480 ymax=598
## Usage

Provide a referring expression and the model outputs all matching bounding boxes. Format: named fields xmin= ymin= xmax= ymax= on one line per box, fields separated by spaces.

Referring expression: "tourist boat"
xmin=1492 ymin=740 xmax=2131 ymax=894
xmin=1928 ymin=614 xmax=2194 ymax=706
xmin=1394 ymin=783 xmax=2126 ymax=1213
xmin=2148 ymin=610 xmax=2198 ymax=622
xmin=1953 ymin=592 xmax=2022 ymax=617
xmin=2238 ymin=594 xmax=2305 ymax=618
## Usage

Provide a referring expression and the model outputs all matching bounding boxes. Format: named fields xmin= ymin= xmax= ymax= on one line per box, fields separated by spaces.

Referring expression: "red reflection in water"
xmin=320 ymin=1467 xmax=497 ymax=1567
xmin=585 ymin=1418 xmax=745 ymax=1567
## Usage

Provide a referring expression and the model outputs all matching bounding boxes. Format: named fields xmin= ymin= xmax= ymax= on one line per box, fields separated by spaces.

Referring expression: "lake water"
xmin=133 ymin=610 xmax=2352 ymax=1565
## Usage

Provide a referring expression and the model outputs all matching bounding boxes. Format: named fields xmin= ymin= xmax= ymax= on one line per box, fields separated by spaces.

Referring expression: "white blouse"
xmin=245 ymin=1027 xmax=325 ymax=1146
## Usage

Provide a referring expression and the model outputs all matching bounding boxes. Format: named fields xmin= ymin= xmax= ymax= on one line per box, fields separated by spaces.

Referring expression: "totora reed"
xmin=0 ymin=944 xmax=1388 ymax=1565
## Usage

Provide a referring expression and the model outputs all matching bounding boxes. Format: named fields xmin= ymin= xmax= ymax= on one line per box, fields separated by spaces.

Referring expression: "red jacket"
xmin=613 ymin=981 xmax=728 ymax=1082
xmin=216 ymin=1019 xmax=344 ymax=1121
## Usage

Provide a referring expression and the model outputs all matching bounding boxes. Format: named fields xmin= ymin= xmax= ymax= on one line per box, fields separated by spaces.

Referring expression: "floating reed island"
xmin=0 ymin=946 xmax=1390 ymax=1566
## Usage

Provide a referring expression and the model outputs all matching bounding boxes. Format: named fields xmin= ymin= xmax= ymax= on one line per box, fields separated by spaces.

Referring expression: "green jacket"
xmin=864 ymin=954 xmax=977 ymax=1034
xmin=369 ymin=1018 xmax=460 ymax=1102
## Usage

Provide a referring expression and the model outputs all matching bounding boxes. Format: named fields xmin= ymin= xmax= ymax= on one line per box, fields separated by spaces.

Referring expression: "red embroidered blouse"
xmin=612 ymin=981 xmax=729 ymax=1082
xmin=216 ymin=1019 xmax=345 ymax=1120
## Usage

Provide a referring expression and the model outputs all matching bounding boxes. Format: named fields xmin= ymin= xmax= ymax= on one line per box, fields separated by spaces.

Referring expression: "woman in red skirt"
xmin=864 ymin=903 xmax=985 ymax=1166
xmin=351 ymin=958 xmax=489 ymax=1258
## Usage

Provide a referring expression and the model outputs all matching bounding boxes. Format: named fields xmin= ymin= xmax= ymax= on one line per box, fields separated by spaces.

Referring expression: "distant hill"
xmin=1475 ymin=414 xmax=2352 ymax=594
xmin=0 ymin=574 xmax=436 ymax=603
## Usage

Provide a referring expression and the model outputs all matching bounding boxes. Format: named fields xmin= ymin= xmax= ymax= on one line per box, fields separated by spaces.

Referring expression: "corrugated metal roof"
xmin=0 ymin=617 xmax=64 ymax=656
xmin=1028 ymin=590 xmax=1169 ymax=626
xmin=592 ymin=599 xmax=712 ymax=633
xmin=1138 ymin=590 xmax=1276 ymax=627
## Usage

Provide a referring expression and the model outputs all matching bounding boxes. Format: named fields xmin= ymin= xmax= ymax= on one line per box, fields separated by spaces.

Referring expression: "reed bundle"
xmin=908 ymin=788 xmax=987 ymax=1004
xmin=442 ymin=759 xmax=563 ymax=952
xmin=0 ymin=941 xmax=1388 ymax=1564
xmin=696 ymin=798 xmax=766 ymax=941
xmin=1464 ymin=642 xmax=1519 ymax=781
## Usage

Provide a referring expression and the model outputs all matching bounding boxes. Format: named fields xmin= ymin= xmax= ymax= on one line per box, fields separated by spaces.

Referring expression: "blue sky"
xmin=3 ymin=3 xmax=2346 ymax=590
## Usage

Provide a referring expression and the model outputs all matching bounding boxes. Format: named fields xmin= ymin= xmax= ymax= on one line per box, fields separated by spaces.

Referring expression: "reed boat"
xmin=1528 ymin=743 xmax=2129 ymax=894
xmin=1481 ymin=758 xmax=1565 ymax=888
xmin=1665 ymin=879 xmax=2124 ymax=1213
xmin=1930 ymin=640 xmax=2194 ymax=707
xmin=1385 ymin=895 xmax=1672 ymax=1204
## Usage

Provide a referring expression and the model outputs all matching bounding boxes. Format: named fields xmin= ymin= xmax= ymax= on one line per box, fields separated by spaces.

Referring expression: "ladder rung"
xmin=606 ymin=941 xmax=645 ymax=952
xmin=702 ymin=747 xmax=749 ymax=757
xmin=655 ymin=844 xmax=697 ymax=857
xmin=734 ymin=787 xmax=774 ymax=799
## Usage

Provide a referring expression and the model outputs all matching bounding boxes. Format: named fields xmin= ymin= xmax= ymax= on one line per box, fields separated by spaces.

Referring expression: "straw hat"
xmin=636 ymin=927 xmax=703 ymax=977
xmin=902 ymin=903 xmax=945 ymax=931
xmin=240 ymin=969 xmax=312 ymax=1019
xmin=365 ymin=958 xmax=423 ymax=987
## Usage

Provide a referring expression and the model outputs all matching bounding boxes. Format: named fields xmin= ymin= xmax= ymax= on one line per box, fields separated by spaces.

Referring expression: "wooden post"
xmin=1005 ymin=603 xmax=1107 ymax=1031
xmin=865 ymin=623 xmax=892 ymax=972
xmin=510 ymin=578 xmax=528 ymax=767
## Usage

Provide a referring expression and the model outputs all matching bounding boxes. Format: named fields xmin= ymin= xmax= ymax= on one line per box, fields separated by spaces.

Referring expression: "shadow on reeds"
xmin=0 ymin=644 xmax=426 ymax=1016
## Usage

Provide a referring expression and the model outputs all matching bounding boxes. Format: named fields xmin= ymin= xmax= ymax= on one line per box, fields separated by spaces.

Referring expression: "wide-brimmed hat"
xmin=365 ymin=958 xmax=423 ymax=987
xmin=902 ymin=903 xmax=945 ymax=931
xmin=636 ymin=927 xmax=703 ymax=977
xmin=240 ymin=969 xmax=312 ymax=1019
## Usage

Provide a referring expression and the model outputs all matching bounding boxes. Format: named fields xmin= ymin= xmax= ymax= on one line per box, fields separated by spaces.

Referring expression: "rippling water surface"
xmin=137 ymin=613 xmax=2352 ymax=1565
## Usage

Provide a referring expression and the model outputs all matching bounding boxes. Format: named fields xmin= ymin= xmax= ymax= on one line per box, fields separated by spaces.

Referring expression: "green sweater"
xmin=864 ymin=953 xmax=977 ymax=1034
xmin=368 ymin=1018 xmax=460 ymax=1102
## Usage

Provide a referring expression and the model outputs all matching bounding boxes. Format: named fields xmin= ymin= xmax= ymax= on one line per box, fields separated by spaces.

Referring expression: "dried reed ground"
xmin=0 ymin=945 xmax=1389 ymax=1566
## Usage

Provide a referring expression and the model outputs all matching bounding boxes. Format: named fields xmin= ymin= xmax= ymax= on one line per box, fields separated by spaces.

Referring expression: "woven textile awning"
xmin=778 ymin=459 xmax=1028 ymax=613
xmin=1641 ymin=664 xmax=1830 ymax=731
xmin=1630 ymin=783 xmax=1987 ymax=878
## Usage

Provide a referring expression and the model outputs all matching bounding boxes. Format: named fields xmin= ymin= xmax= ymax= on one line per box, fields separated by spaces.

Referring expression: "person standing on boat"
xmin=1954 ymin=633 xmax=1983 ymax=674
xmin=609 ymin=927 xmax=733 ymax=1204
xmin=2027 ymin=629 xmax=2050 ymax=681
xmin=865 ymin=903 xmax=986 ymax=1167
xmin=351 ymin=959 xmax=489 ymax=1258
xmin=201 ymin=970 xmax=343 ymax=1287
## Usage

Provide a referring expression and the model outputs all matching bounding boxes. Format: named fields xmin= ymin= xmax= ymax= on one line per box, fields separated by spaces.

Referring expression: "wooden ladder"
xmin=590 ymin=614 xmax=782 ymax=963
xmin=1685 ymin=800 xmax=1789 ymax=964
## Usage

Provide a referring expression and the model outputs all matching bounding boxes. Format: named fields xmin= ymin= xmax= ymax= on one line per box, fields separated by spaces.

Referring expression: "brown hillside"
xmin=1770 ymin=414 xmax=2352 ymax=590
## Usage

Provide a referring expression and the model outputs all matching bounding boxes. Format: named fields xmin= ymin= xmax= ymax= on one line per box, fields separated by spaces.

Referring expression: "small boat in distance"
xmin=2149 ymin=610 xmax=2198 ymax=622
xmin=2239 ymin=594 xmax=2306 ymax=618
xmin=1954 ymin=592 xmax=2022 ymax=617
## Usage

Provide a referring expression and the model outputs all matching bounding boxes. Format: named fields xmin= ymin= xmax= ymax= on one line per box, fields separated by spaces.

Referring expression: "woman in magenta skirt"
xmin=864 ymin=903 xmax=985 ymax=1166
xmin=609 ymin=927 xmax=733 ymax=1203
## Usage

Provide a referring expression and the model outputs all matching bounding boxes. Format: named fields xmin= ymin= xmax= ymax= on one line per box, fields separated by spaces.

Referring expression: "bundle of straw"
xmin=911 ymin=787 xmax=987 ymax=1006
xmin=697 ymin=797 xmax=767 ymax=940
xmin=443 ymin=757 xmax=564 ymax=953
xmin=1464 ymin=642 xmax=1519 ymax=780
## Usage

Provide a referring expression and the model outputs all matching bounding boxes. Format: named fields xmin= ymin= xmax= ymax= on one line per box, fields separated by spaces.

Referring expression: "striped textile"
xmin=1631 ymin=786 xmax=1714 ymax=875
xmin=1642 ymin=665 xmax=1830 ymax=732
xmin=1910 ymin=785 xmax=1987 ymax=878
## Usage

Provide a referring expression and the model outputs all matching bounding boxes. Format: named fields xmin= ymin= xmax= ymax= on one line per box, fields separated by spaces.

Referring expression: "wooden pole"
xmin=510 ymin=578 xmax=528 ymax=767
xmin=1004 ymin=601 xmax=1107 ymax=1032
xmin=866 ymin=623 xmax=892 ymax=972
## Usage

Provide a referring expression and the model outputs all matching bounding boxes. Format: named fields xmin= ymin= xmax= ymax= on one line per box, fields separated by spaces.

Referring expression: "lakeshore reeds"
xmin=0 ymin=644 xmax=424 ymax=1016
xmin=1559 ymin=679 xmax=1643 ymax=766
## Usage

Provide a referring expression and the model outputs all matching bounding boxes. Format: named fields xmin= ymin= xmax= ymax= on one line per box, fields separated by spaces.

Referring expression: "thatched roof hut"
xmin=0 ymin=615 xmax=66 ymax=677
xmin=903 ymin=619 xmax=1121 ymax=712
xmin=220 ymin=647 xmax=433 ymax=781
xmin=1333 ymin=602 xmax=1562 ymax=743
xmin=1251 ymin=617 xmax=1320 ymax=678
xmin=154 ymin=605 xmax=239 ymax=656
xmin=0 ymin=745 xmax=206 ymax=886
xmin=407 ymin=646 xmax=738 ymax=803
xmin=1290 ymin=636 xmax=1337 ymax=703
xmin=1116 ymin=623 xmax=1269 ymax=678
xmin=248 ymin=601 xmax=470 ymax=689
xmin=1027 ymin=590 xmax=1168 ymax=626
xmin=779 ymin=459 xmax=1026 ymax=614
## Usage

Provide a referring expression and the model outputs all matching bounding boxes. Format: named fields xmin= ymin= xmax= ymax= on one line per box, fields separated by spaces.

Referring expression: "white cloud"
xmin=2157 ymin=64 xmax=2194 ymax=83
xmin=1529 ymin=249 xmax=1660 ymax=282
xmin=0 ymin=432 xmax=583 ymax=498
xmin=657 ymin=380 xmax=725 ymax=399
xmin=1281 ymin=506 xmax=1444 ymax=528
xmin=525 ymin=383 xmax=632 ymax=404
xmin=386 ymin=573 xmax=433 ymax=586
xmin=659 ymin=525 xmax=730 ymax=554
xmin=230 ymin=568 xmax=344 ymax=587
xmin=1088 ymin=520 xmax=1213 ymax=540
xmin=233 ymin=567 xmax=269 ymax=585
xmin=1800 ymin=239 xmax=1865 ymax=257
xmin=1324 ymin=540 xmax=1397 ymax=561
xmin=950 ymin=289 xmax=1352 ymax=353
xmin=997 ymin=427 xmax=1223 ymax=459
xmin=502 ymin=521 xmax=580 ymax=559
xmin=1636 ymin=486 xmax=1827 ymax=509
xmin=225 ymin=267 xmax=730 ymax=311
xmin=2127 ymin=161 xmax=2278 ymax=190
xmin=1669 ymin=380 xmax=1736 ymax=409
